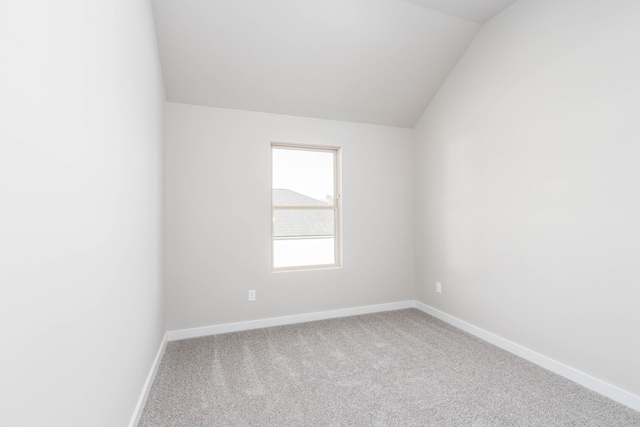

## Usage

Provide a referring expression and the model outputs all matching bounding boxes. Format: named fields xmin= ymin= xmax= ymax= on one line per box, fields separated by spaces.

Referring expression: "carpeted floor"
xmin=139 ymin=309 xmax=640 ymax=426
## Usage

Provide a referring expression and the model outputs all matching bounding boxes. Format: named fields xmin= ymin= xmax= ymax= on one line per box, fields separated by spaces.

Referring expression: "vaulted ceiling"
xmin=401 ymin=0 xmax=518 ymax=24
xmin=151 ymin=0 xmax=517 ymax=128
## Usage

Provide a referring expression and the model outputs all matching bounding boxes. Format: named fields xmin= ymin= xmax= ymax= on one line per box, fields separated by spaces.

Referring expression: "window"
xmin=271 ymin=143 xmax=341 ymax=271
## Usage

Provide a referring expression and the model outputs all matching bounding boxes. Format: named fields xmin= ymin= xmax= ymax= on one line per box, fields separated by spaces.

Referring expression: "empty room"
xmin=2 ymin=0 xmax=640 ymax=426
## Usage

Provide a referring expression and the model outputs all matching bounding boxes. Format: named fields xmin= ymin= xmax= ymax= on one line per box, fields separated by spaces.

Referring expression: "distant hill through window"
xmin=273 ymin=189 xmax=334 ymax=239
xmin=273 ymin=189 xmax=328 ymax=207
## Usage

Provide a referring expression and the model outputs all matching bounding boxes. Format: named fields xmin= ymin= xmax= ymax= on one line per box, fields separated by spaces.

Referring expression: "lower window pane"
xmin=273 ymin=209 xmax=335 ymax=268
xmin=274 ymin=238 xmax=335 ymax=268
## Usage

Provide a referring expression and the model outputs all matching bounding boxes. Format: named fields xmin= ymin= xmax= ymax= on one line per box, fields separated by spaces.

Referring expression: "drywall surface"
xmin=414 ymin=0 xmax=640 ymax=396
xmin=0 ymin=1 xmax=165 ymax=426
xmin=164 ymin=103 xmax=414 ymax=331
xmin=152 ymin=0 xmax=480 ymax=127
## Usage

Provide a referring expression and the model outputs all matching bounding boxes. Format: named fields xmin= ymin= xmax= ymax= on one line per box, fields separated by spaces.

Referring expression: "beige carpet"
xmin=139 ymin=309 xmax=640 ymax=426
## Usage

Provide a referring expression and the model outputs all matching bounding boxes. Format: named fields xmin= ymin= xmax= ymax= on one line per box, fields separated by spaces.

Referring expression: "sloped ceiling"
xmin=152 ymin=0 xmax=514 ymax=128
xmin=402 ymin=0 xmax=517 ymax=24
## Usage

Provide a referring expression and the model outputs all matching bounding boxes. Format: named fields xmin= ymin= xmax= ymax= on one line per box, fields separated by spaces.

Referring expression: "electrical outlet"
xmin=248 ymin=290 xmax=256 ymax=301
xmin=436 ymin=282 xmax=442 ymax=294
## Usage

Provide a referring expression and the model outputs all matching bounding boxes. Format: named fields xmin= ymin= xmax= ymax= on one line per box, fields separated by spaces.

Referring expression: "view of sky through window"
xmin=272 ymin=148 xmax=334 ymax=203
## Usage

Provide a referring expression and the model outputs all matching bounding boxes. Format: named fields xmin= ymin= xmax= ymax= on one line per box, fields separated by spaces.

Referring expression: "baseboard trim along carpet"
xmin=166 ymin=300 xmax=415 ymax=341
xmin=128 ymin=333 xmax=168 ymax=427
xmin=159 ymin=299 xmax=639 ymax=416
xmin=414 ymin=301 xmax=640 ymax=413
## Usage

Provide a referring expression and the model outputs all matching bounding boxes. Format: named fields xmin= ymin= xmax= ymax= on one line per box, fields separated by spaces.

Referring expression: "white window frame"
xmin=271 ymin=142 xmax=341 ymax=272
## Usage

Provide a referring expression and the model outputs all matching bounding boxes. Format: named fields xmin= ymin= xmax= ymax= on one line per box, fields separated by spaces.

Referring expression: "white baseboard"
xmin=128 ymin=333 xmax=168 ymax=427
xmin=414 ymin=301 xmax=640 ymax=412
xmin=155 ymin=300 xmax=640 ymax=414
xmin=167 ymin=300 xmax=415 ymax=341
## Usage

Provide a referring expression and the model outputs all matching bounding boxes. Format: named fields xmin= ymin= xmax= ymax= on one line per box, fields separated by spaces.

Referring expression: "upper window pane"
xmin=272 ymin=148 xmax=334 ymax=206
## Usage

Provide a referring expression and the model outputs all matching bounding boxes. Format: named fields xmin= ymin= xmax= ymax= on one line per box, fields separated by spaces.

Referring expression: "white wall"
xmin=414 ymin=0 xmax=640 ymax=396
xmin=164 ymin=103 xmax=414 ymax=331
xmin=0 ymin=1 xmax=165 ymax=426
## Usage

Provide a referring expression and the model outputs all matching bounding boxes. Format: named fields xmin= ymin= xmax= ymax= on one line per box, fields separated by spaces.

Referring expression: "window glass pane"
xmin=273 ymin=148 xmax=334 ymax=206
xmin=273 ymin=209 xmax=335 ymax=268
